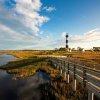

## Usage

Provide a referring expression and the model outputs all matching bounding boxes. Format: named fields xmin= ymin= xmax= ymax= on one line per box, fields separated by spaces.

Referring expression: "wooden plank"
xmin=48 ymin=57 xmax=100 ymax=98
xmin=87 ymin=82 xmax=100 ymax=98
xmin=86 ymin=75 xmax=100 ymax=90
xmin=86 ymin=69 xmax=100 ymax=79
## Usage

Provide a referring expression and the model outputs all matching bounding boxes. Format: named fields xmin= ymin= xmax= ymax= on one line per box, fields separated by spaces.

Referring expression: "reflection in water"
xmin=0 ymin=69 xmax=8 ymax=78
xmin=0 ymin=54 xmax=50 ymax=100
xmin=0 ymin=54 xmax=16 ymax=66
xmin=0 ymin=54 xmax=16 ymax=79
xmin=0 ymin=71 xmax=49 ymax=100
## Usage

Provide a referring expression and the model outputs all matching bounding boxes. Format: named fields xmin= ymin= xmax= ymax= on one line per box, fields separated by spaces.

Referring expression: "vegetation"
xmin=0 ymin=55 xmax=60 ymax=79
xmin=0 ymin=50 xmax=100 ymax=70
xmin=2 ymin=56 xmax=87 ymax=100
xmin=0 ymin=50 xmax=99 ymax=99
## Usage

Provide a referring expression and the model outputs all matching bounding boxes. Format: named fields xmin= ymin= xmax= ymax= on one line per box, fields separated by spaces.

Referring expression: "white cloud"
xmin=61 ymin=32 xmax=67 ymax=38
xmin=0 ymin=24 xmax=39 ymax=43
xmin=0 ymin=23 xmax=55 ymax=50
xmin=0 ymin=0 xmax=49 ymax=35
xmin=16 ymin=0 xmax=42 ymax=11
xmin=52 ymin=29 xmax=100 ymax=50
xmin=60 ymin=29 xmax=100 ymax=49
xmin=15 ymin=0 xmax=49 ymax=34
xmin=0 ymin=22 xmax=53 ymax=49
xmin=43 ymin=6 xmax=56 ymax=12
xmin=70 ymin=29 xmax=100 ymax=42
xmin=0 ymin=0 xmax=52 ymax=49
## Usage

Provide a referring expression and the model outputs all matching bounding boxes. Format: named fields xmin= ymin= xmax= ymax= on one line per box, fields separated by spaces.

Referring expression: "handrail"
xmin=48 ymin=57 xmax=100 ymax=98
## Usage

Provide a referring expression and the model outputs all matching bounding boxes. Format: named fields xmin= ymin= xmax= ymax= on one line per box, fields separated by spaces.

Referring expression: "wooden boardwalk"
xmin=48 ymin=57 xmax=100 ymax=100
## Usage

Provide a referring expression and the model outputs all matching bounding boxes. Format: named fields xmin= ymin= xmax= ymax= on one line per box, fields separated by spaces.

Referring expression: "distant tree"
xmin=59 ymin=47 xmax=66 ymax=51
xmin=93 ymin=47 xmax=100 ymax=51
xmin=77 ymin=47 xmax=84 ymax=52
xmin=55 ymin=48 xmax=58 ymax=51
xmin=72 ymin=48 xmax=75 ymax=51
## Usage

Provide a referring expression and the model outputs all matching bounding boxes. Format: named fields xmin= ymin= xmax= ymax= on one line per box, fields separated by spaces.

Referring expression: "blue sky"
xmin=0 ymin=0 xmax=100 ymax=50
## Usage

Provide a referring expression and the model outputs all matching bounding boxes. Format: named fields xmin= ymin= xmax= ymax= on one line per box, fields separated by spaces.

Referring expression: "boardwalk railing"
xmin=48 ymin=57 xmax=100 ymax=100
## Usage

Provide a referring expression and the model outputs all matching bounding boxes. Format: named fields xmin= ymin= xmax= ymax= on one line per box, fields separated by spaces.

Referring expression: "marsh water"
xmin=0 ymin=54 xmax=49 ymax=100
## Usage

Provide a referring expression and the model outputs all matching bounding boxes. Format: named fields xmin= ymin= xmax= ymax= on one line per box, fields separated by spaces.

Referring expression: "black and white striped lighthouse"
xmin=66 ymin=33 xmax=68 ymax=49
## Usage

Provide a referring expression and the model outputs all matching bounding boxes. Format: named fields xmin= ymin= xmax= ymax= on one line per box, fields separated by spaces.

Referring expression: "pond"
xmin=0 ymin=54 xmax=49 ymax=100
xmin=0 ymin=54 xmax=16 ymax=66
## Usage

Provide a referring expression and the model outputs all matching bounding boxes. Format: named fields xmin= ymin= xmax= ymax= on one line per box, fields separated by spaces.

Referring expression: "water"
xmin=0 ymin=54 xmax=16 ymax=79
xmin=0 ymin=54 xmax=16 ymax=66
xmin=0 ymin=54 xmax=49 ymax=100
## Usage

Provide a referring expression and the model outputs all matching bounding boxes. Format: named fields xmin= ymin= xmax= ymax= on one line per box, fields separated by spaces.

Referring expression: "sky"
xmin=0 ymin=0 xmax=100 ymax=50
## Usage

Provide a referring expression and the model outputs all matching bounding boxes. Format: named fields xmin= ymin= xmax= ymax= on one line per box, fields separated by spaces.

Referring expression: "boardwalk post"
xmin=64 ymin=71 xmax=67 ymax=80
xmin=68 ymin=74 xmax=69 ymax=83
xmin=74 ymin=64 xmax=76 ymax=91
xmin=74 ymin=79 xmax=77 ymax=91
xmin=83 ymin=67 xmax=87 ymax=99
xmin=48 ymin=57 xmax=100 ymax=99
xmin=92 ymin=93 xmax=94 ymax=100
xmin=61 ymin=68 xmax=62 ymax=74
xmin=58 ymin=60 xmax=61 ymax=70
xmin=67 ymin=62 xmax=69 ymax=83
xmin=88 ymin=90 xmax=94 ymax=100
xmin=63 ymin=60 xmax=65 ymax=72
xmin=60 ymin=61 xmax=62 ymax=74
xmin=54 ymin=63 xmax=56 ymax=68
xmin=57 ymin=63 xmax=59 ymax=69
xmin=83 ymin=67 xmax=86 ymax=88
xmin=56 ymin=64 xmax=58 ymax=69
xmin=64 ymin=61 xmax=67 ymax=80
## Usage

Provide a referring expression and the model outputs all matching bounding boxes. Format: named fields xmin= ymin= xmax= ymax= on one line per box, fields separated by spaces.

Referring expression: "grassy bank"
xmin=1 ymin=57 xmax=88 ymax=100
xmin=0 ymin=53 xmax=97 ymax=100
xmin=0 ymin=56 xmax=60 ymax=79
xmin=1 ymin=50 xmax=100 ymax=69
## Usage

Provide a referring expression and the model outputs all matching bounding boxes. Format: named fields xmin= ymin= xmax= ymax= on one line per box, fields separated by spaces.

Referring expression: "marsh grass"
xmin=0 ymin=50 xmax=99 ymax=99
xmin=0 ymin=56 xmax=59 ymax=79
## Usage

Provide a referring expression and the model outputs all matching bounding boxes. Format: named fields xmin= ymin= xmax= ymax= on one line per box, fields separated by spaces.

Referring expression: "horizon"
xmin=0 ymin=0 xmax=100 ymax=50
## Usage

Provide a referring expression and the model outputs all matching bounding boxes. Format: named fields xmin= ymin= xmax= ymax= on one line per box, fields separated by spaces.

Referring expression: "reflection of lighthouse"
xmin=66 ymin=33 xmax=68 ymax=49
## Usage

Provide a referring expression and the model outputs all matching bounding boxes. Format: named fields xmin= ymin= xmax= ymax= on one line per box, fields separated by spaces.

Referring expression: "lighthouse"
xmin=66 ymin=33 xmax=68 ymax=49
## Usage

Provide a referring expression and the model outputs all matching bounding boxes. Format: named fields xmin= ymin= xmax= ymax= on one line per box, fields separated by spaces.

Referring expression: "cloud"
xmin=0 ymin=70 xmax=49 ymax=100
xmin=0 ymin=0 xmax=49 ymax=35
xmin=43 ymin=6 xmax=56 ymax=12
xmin=50 ymin=29 xmax=100 ymax=49
xmin=0 ymin=0 xmax=52 ymax=49
xmin=0 ymin=24 xmax=53 ymax=50
xmin=60 ymin=29 xmax=100 ymax=49
xmin=61 ymin=32 xmax=67 ymax=38
xmin=69 ymin=28 xmax=100 ymax=43
xmin=0 ymin=23 xmax=56 ymax=50
xmin=0 ymin=24 xmax=39 ymax=42
xmin=14 ymin=0 xmax=49 ymax=33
